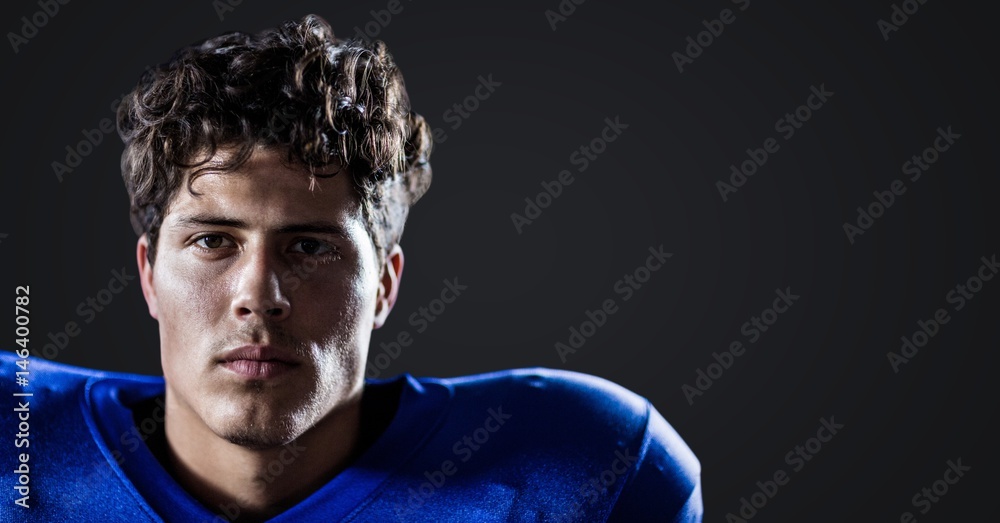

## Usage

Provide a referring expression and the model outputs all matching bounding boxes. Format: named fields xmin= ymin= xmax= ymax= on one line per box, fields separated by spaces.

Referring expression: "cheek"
xmin=153 ymin=258 xmax=232 ymax=346
xmin=301 ymin=264 xmax=376 ymax=333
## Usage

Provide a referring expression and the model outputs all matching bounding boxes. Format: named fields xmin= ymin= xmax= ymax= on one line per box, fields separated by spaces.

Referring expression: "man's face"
xmin=138 ymin=146 xmax=385 ymax=448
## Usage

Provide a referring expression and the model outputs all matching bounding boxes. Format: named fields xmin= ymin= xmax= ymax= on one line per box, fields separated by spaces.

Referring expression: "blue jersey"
xmin=0 ymin=351 xmax=701 ymax=522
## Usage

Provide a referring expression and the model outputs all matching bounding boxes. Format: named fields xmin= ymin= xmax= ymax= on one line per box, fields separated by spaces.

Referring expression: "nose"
xmin=231 ymin=245 xmax=291 ymax=322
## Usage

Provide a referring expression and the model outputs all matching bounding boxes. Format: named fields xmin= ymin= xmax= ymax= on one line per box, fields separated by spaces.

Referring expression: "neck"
xmin=159 ymin=392 xmax=363 ymax=522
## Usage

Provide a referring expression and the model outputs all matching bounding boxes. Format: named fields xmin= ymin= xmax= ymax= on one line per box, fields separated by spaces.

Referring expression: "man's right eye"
xmin=194 ymin=235 xmax=233 ymax=249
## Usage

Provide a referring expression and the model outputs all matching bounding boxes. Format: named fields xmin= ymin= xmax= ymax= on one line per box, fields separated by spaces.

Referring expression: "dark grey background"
xmin=1 ymin=0 xmax=996 ymax=521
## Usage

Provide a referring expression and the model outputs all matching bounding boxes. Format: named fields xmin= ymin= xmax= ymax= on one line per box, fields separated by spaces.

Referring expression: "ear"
xmin=137 ymin=234 xmax=159 ymax=320
xmin=373 ymin=244 xmax=404 ymax=329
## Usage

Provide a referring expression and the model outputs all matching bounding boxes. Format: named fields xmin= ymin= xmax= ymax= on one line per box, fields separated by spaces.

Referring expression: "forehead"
xmin=163 ymin=147 xmax=361 ymax=226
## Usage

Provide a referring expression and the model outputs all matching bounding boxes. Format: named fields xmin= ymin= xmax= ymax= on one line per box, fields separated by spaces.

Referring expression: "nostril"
xmin=260 ymin=298 xmax=288 ymax=316
xmin=233 ymin=294 xmax=290 ymax=319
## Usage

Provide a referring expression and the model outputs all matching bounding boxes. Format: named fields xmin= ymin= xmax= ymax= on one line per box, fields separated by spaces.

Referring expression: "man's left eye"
xmin=292 ymin=239 xmax=335 ymax=256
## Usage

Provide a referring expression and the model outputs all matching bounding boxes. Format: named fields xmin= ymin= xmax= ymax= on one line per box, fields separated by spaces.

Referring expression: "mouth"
xmin=217 ymin=345 xmax=301 ymax=380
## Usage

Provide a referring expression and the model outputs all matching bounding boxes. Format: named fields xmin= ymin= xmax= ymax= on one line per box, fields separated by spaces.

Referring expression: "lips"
xmin=218 ymin=345 xmax=300 ymax=379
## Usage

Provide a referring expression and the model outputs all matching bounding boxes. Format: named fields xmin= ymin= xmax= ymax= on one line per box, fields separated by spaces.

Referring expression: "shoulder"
xmin=436 ymin=366 xmax=647 ymax=410
xmin=419 ymin=367 xmax=702 ymax=521
xmin=0 ymin=350 xmax=162 ymax=416
xmin=428 ymin=367 xmax=686 ymax=442
xmin=426 ymin=367 xmax=652 ymax=446
xmin=0 ymin=350 xmax=163 ymax=432
xmin=0 ymin=351 xmax=166 ymax=521
xmin=424 ymin=366 xmax=676 ymax=437
xmin=2 ymin=350 xmax=102 ymax=395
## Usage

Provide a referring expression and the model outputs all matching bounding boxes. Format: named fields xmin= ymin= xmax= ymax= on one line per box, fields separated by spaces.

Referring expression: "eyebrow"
xmin=171 ymin=214 xmax=347 ymax=236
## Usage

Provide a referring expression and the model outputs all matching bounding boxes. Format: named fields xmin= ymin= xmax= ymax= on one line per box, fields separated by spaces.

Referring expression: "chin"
xmin=213 ymin=411 xmax=306 ymax=449
xmin=206 ymin=396 xmax=314 ymax=450
xmin=221 ymin=427 xmax=298 ymax=450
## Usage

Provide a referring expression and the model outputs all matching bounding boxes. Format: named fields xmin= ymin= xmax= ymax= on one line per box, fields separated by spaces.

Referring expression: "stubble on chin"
xmin=201 ymin=378 xmax=319 ymax=450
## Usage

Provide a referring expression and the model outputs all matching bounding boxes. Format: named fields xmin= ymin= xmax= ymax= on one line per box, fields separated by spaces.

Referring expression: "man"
xmin=1 ymin=14 xmax=701 ymax=522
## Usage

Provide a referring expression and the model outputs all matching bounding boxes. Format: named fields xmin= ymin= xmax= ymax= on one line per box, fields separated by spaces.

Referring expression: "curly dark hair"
xmin=117 ymin=14 xmax=433 ymax=266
